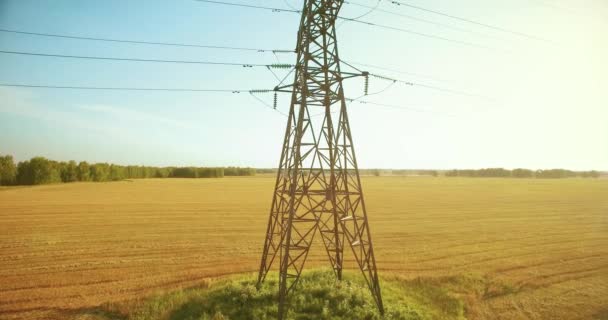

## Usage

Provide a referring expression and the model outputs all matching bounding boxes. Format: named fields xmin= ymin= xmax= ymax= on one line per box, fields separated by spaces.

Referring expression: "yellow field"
xmin=0 ymin=176 xmax=606 ymax=320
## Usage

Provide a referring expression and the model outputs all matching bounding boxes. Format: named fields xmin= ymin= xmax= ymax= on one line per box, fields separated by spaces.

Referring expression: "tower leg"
xmin=334 ymin=99 xmax=385 ymax=314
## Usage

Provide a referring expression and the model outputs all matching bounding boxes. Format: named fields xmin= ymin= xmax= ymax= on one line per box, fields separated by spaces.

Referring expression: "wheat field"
xmin=0 ymin=176 xmax=606 ymax=320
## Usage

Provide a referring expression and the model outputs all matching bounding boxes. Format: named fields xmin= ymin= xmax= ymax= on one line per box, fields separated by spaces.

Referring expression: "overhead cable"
xmin=0 ymin=83 xmax=263 ymax=93
xmin=343 ymin=1 xmax=504 ymax=41
xmin=0 ymin=50 xmax=294 ymax=68
xmin=385 ymin=0 xmax=555 ymax=43
xmin=0 ymin=28 xmax=294 ymax=53
xmin=195 ymin=0 xmax=500 ymax=50
xmin=367 ymin=72 xmax=495 ymax=100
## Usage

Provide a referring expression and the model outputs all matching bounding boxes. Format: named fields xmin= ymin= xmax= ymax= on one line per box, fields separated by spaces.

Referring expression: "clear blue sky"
xmin=1 ymin=0 xmax=607 ymax=170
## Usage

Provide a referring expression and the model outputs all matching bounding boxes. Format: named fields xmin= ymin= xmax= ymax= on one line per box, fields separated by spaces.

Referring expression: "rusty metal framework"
xmin=256 ymin=0 xmax=384 ymax=318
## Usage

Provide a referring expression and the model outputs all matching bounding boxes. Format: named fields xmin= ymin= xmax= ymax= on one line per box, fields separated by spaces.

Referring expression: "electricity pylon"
xmin=256 ymin=0 xmax=383 ymax=318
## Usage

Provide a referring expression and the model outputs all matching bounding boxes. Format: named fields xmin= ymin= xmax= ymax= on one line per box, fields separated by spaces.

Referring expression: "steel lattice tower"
xmin=256 ymin=0 xmax=384 ymax=318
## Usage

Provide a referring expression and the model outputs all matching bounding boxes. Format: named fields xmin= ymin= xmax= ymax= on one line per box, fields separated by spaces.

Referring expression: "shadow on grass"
xmin=75 ymin=270 xmax=527 ymax=320
xmin=134 ymin=270 xmax=464 ymax=320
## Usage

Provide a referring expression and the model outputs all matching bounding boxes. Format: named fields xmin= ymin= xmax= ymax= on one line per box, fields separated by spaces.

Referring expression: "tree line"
xmin=444 ymin=168 xmax=600 ymax=178
xmin=0 ymin=154 xmax=256 ymax=186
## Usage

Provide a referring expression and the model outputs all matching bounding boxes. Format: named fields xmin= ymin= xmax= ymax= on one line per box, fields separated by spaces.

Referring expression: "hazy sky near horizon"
xmin=0 ymin=0 xmax=607 ymax=170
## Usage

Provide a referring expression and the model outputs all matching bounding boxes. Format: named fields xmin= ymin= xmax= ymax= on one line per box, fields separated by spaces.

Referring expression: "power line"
xmin=0 ymin=26 xmax=471 ymax=93
xmin=195 ymin=0 xmax=499 ymax=50
xmin=280 ymin=0 xmax=300 ymax=12
xmin=346 ymin=59 xmax=449 ymax=83
xmin=249 ymin=92 xmax=288 ymax=117
xmin=340 ymin=59 xmax=364 ymax=73
xmin=0 ymin=4 xmax=492 ymax=105
xmin=343 ymin=1 xmax=504 ymax=41
xmin=385 ymin=0 xmax=555 ymax=43
xmin=340 ymin=58 xmax=492 ymax=100
xmin=274 ymin=89 xmax=445 ymax=115
xmin=0 ymin=50 xmax=487 ymax=102
xmin=196 ymin=0 xmax=300 ymax=13
xmin=526 ymin=0 xmax=608 ymax=26
xmin=339 ymin=16 xmax=499 ymax=51
xmin=0 ymin=50 xmax=294 ymax=68
xmin=276 ymin=66 xmax=296 ymax=87
xmin=347 ymin=98 xmax=450 ymax=115
xmin=0 ymin=83 xmax=258 ymax=92
xmin=0 ymin=28 xmax=294 ymax=53
xmin=0 ymin=83 xmax=437 ymax=116
xmin=0 ymin=83 xmax=288 ymax=116
xmin=367 ymin=72 xmax=495 ymax=101
xmin=338 ymin=0 xmax=382 ymax=29
xmin=411 ymin=82 xmax=493 ymax=101
xmin=0 ymin=51 xmax=489 ymax=102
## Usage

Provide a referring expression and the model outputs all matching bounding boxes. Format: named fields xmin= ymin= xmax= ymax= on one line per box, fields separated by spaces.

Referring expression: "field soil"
xmin=0 ymin=177 xmax=606 ymax=319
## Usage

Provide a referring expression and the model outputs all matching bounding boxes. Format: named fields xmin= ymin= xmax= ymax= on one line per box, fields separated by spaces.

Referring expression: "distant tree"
xmin=60 ymin=160 xmax=79 ymax=182
xmin=4 ymin=155 xmax=254 ymax=185
xmin=415 ymin=170 xmax=438 ymax=177
xmin=78 ymin=161 xmax=90 ymax=181
xmin=224 ymin=167 xmax=254 ymax=177
xmin=0 ymin=155 xmax=17 ymax=185
xmin=171 ymin=167 xmax=197 ymax=178
xmin=16 ymin=157 xmax=61 ymax=185
xmin=143 ymin=166 xmax=154 ymax=178
xmin=154 ymin=167 xmax=171 ymax=178
xmin=198 ymin=167 xmax=214 ymax=178
xmin=16 ymin=161 xmax=31 ymax=185
xmin=477 ymin=168 xmax=511 ymax=177
xmin=580 ymin=170 xmax=600 ymax=178
xmin=56 ymin=161 xmax=67 ymax=181
xmin=109 ymin=165 xmax=126 ymax=181
xmin=217 ymin=167 xmax=226 ymax=178
xmin=445 ymin=170 xmax=459 ymax=177
xmin=90 ymin=163 xmax=110 ymax=182
xmin=125 ymin=166 xmax=136 ymax=179
xmin=536 ymin=169 xmax=576 ymax=179
xmin=512 ymin=168 xmax=534 ymax=178
xmin=255 ymin=168 xmax=276 ymax=174
xmin=125 ymin=165 xmax=153 ymax=179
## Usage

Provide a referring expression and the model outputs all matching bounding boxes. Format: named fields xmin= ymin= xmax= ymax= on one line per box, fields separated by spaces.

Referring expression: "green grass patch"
xmin=74 ymin=270 xmax=474 ymax=320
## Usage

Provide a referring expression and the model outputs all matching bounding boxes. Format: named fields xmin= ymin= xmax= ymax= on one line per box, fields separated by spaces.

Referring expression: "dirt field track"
xmin=0 ymin=176 xmax=607 ymax=319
